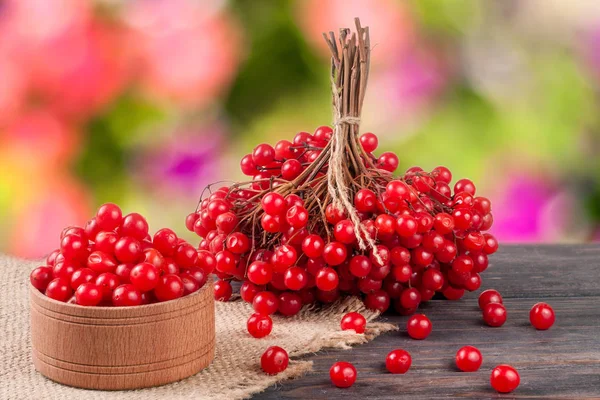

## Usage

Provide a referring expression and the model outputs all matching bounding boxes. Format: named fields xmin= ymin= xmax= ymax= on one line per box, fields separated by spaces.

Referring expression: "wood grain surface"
xmin=30 ymin=281 xmax=215 ymax=390
xmin=255 ymin=245 xmax=600 ymax=399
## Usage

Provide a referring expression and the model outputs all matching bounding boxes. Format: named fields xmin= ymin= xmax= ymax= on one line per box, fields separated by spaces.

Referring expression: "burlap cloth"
xmin=0 ymin=255 xmax=396 ymax=399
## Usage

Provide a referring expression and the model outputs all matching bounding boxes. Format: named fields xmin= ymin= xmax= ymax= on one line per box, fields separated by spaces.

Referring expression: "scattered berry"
xmin=329 ymin=361 xmax=357 ymax=388
xmin=529 ymin=302 xmax=555 ymax=330
xmin=455 ymin=346 xmax=482 ymax=372
xmin=478 ymin=289 xmax=503 ymax=310
xmin=407 ymin=314 xmax=432 ymax=340
xmin=261 ymin=346 xmax=289 ymax=375
xmin=340 ymin=312 xmax=367 ymax=334
xmin=385 ymin=349 xmax=412 ymax=374
xmin=247 ymin=313 xmax=273 ymax=338
xmin=490 ymin=364 xmax=520 ymax=393
xmin=483 ymin=303 xmax=507 ymax=327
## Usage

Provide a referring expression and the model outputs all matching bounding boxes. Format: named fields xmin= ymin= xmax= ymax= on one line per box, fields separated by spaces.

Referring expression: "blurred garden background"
xmin=1 ymin=0 xmax=600 ymax=259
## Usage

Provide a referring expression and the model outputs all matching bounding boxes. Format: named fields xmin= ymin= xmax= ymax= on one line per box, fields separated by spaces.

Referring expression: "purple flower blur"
xmin=491 ymin=174 xmax=556 ymax=242
xmin=137 ymin=124 xmax=227 ymax=196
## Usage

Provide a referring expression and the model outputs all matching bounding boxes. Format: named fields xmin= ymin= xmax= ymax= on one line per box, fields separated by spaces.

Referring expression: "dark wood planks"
xmin=255 ymin=245 xmax=600 ymax=399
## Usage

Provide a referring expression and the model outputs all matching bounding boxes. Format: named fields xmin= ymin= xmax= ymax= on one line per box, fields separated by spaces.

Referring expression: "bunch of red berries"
xmin=185 ymin=127 xmax=498 ymax=316
xmin=30 ymin=203 xmax=209 ymax=306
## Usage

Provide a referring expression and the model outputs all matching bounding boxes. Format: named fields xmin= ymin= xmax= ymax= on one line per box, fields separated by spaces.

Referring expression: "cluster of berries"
xmin=30 ymin=204 xmax=209 ymax=306
xmin=186 ymin=127 xmax=498 ymax=317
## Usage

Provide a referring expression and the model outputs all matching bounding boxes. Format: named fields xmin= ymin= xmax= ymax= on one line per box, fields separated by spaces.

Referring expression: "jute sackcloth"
xmin=0 ymin=255 xmax=397 ymax=399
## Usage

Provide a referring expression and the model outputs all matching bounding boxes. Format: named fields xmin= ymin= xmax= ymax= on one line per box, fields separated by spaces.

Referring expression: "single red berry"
xmin=175 ymin=243 xmax=199 ymax=268
xmin=396 ymin=215 xmax=418 ymax=237
xmin=422 ymin=268 xmax=444 ymax=291
xmin=359 ymin=132 xmax=378 ymax=153
xmin=87 ymin=251 xmax=118 ymax=274
xmin=329 ymin=361 xmax=357 ymax=388
xmin=130 ymin=262 xmax=160 ymax=292
xmin=375 ymin=214 xmax=396 ymax=235
xmin=214 ymin=280 xmax=232 ymax=301
xmin=261 ymin=346 xmax=289 ymax=375
xmin=143 ymin=248 xmax=165 ymax=271
xmin=464 ymin=272 xmax=482 ymax=292
xmin=407 ymin=314 xmax=432 ymax=340
xmin=70 ymin=268 xmax=97 ymax=290
xmin=275 ymin=140 xmax=297 ymax=160
xmin=443 ymin=286 xmax=465 ymax=300
xmin=240 ymin=154 xmax=258 ymax=175
xmin=273 ymin=245 xmax=297 ymax=272
xmin=60 ymin=226 xmax=88 ymax=241
xmin=473 ymin=196 xmax=492 ymax=215
xmin=185 ymin=212 xmax=200 ymax=232
xmin=284 ymin=266 xmax=308 ymax=291
xmin=196 ymin=250 xmax=216 ymax=274
xmin=96 ymin=203 xmax=122 ymax=231
xmin=153 ymin=228 xmax=178 ymax=256
xmin=112 ymin=284 xmax=142 ymax=306
xmin=30 ymin=266 xmax=54 ymax=292
xmin=433 ymin=212 xmax=454 ymax=234
xmin=253 ymin=291 xmax=279 ymax=315
xmin=45 ymin=278 xmax=72 ymax=302
xmin=240 ymin=281 xmax=264 ymax=303
xmin=286 ymin=205 xmax=309 ymax=228
xmin=247 ymin=261 xmax=273 ymax=285
xmin=340 ymin=312 xmax=367 ymax=334
xmin=432 ymin=166 xmax=452 ymax=183
xmin=120 ymin=213 xmax=149 ymax=241
xmin=334 ymin=219 xmax=356 ymax=244
xmin=278 ymin=292 xmax=303 ymax=316
xmin=483 ymin=303 xmax=507 ymax=327
xmin=115 ymin=263 xmax=133 ymax=283
xmin=378 ymin=152 xmax=399 ymax=172
xmin=114 ymin=237 xmax=142 ymax=264
xmin=184 ymin=267 xmax=208 ymax=288
xmin=154 ymin=274 xmax=184 ymax=302
xmin=491 ymin=365 xmax=520 ymax=393
xmin=455 ymin=346 xmax=483 ymax=372
xmin=529 ymin=302 xmax=555 ymax=330
xmin=84 ymin=218 xmax=101 ymax=241
xmin=364 ymin=290 xmax=391 ymax=312
xmin=452 ymin=255 xmax=474 ymax=273
xmin=452 ymin=208 xmax=472 ymax=230
xmin=478 ymin=289 xmax=503 ymax=310
xmin=325 ymin=204 xmax=346 ymax=225
xmin=323 ymin=242 xmax=347 ymax=266
xmin=60 ymin=234 xmax=89 ymax=262
xmin=315 ymin=267 xmax=339 ymax=292
xmin=252 ymin=143 xmax=276 ymax=166
xmin=349 ymin=255 xmax=372 ymax=278
xmin=400 ymin=287 xmax=421 ymax=309
xmin=94 ymin=231 xmax=119 ymax=254
xmin=354 ymin=189 xmax=377 ymax=212
xmin=454 ymin=178 xmax=476 ymax=196
xmin=261 ymin=214 xmax=282 ymax=233
xmin=386 ymin=349 xmax=412 ymax=374
xmin=46 ymin=249 xmax=61 ymax=267
xmin=75 ymin=283 xmax=103 ymax=306
xmin=294 ymin=131 xmax=313 ymax=145
xmin=483 ymin=233 xmax=499 ymax=255
xmin=247 ymin=313 xmax=273 ymax=338
xmin=314 ymin=125 xmax=333 ymax=141
xmin=95 ymin=272 xmax=119 ymax=300
xmin=302 ymin=234 xmax=325 ymax=259
xmin=261 ymin=192 xmax=286 ymax=216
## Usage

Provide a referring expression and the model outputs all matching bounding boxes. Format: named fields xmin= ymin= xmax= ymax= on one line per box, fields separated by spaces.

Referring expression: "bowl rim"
xmin=29 ymin=279 xmax=213 ymax=317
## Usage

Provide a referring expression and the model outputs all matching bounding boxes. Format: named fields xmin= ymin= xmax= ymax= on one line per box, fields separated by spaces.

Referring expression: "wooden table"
xmin=255 ymin=245 xmax=600 ymax=399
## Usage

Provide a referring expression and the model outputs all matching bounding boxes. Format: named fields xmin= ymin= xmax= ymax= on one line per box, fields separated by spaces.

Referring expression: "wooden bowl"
xmin=30 ymin=282 xmax=215 ymax=390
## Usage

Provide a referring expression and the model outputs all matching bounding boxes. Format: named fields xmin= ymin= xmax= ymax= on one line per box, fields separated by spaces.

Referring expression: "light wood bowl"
xmin=30 ymin=282 xmax=215 ymax=390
